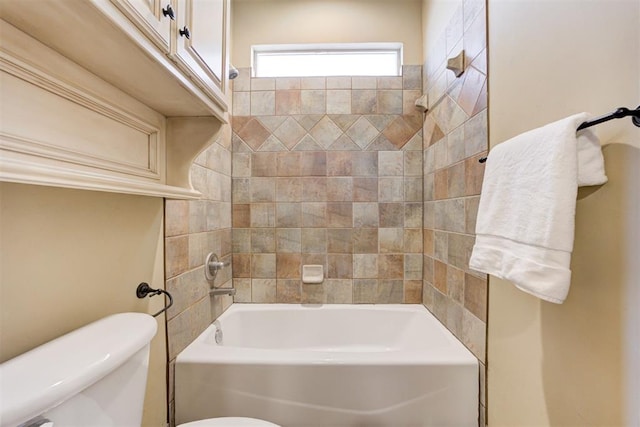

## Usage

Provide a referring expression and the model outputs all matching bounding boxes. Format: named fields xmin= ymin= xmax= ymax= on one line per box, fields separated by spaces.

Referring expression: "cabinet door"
xmin=111 ymin=0 xmax=173 ymax=51
xmin=171 ymin=0 xmax=228 ymax=104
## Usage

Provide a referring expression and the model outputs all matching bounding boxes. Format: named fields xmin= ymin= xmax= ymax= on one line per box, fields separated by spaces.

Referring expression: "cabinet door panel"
xmin=172 ymin=0 xmax=228 ymax=102
xmin=112 ymin=0 xmax=172 ymax=51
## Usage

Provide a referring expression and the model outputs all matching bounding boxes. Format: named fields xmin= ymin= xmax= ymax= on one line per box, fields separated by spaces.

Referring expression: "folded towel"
xmin=469 ymin=113 xmax=607 ymax=303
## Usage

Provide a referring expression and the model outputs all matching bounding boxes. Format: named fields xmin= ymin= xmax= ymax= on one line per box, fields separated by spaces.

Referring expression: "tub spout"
xmin=210 ymin=288 xmax=236 ymax=296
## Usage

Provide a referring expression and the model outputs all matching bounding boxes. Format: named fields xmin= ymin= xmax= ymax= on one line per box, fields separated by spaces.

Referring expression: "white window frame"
xmin=251 ymin=43 xmax=403 ymax=78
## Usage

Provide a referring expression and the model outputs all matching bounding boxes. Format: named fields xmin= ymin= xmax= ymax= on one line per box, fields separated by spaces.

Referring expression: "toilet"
xmin=0 ymin=313 xmax=279 ymax=427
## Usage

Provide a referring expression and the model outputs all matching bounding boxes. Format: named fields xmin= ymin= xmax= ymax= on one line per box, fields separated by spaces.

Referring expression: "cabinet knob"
xmin=161 ymin=4 xmax=175 ymax=20
xmin=179 ymin=26 xmax=191 ymax=39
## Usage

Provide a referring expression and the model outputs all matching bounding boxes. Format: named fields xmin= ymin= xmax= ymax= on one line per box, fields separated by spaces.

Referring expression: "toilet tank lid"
xmin=0 ymin=313 xmax=157 ymax=427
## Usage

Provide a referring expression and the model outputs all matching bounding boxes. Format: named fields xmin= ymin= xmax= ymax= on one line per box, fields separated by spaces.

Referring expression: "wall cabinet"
xmin=111 ymin=0 xmax=173 ymax=52
xmin=171 ymin=0 xmax=229 ymax=106
xmin=0 ymin=0 xmax=230 ymax=199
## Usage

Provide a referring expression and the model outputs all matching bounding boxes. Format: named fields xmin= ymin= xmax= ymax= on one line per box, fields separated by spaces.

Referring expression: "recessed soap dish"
xmin=302 ymin=265 xmax=324 ymax=284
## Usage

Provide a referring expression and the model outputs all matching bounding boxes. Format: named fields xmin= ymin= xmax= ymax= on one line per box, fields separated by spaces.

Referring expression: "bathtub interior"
xmin=211 ymin=304 xmax=458 ymax=352
xmin=175 ymin=304 xmax=479 ymax=426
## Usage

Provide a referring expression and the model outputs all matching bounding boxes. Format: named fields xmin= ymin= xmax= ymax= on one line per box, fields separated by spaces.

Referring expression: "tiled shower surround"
xmin=231 ymin=66 xmax=425 ymax=304
xmin=164 ymin=127 xmax=233 ymax=425
xmin=421 ymin=0 xmax=489 ymax=421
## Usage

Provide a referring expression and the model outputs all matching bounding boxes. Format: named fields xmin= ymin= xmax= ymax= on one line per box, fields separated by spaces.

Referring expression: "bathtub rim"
xmin=176 ymin=304 xmax=479 ymax=367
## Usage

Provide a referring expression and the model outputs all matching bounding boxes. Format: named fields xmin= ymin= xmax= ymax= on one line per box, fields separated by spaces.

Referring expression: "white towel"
xmin=469 ymin=113 xmax=607 ymax=303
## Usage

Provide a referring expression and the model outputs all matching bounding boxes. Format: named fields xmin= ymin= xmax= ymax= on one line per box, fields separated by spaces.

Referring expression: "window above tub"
xmin=252 ymin=43 xmax=403 ymax=77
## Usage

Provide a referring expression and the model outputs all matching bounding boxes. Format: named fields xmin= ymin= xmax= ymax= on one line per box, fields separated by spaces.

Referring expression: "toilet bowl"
xmin=179 ymin=417 xmax=280 ymax=427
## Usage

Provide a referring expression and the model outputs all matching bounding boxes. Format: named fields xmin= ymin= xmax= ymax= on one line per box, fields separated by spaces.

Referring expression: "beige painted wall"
xmin=487 ymin=1 xmax=639 ymax=425
xmin=231 ymin=0 xmax=423 ymax=68
xmin=0 ymin=183 xmax=167 ymax=427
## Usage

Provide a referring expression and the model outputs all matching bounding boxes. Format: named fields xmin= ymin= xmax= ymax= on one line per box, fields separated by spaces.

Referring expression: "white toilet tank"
xmin=0 ymin=313 xmax=157 ymax=427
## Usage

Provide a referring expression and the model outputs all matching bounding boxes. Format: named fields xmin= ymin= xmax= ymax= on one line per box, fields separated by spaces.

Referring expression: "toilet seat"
xmin=178 ymin=417 xmax=280 ymax=427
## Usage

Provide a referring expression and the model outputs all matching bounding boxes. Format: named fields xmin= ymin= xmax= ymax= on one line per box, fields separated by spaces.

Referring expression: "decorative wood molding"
xmin=0 ymin=156 xmax=201 ymax=199
xmin=0 ymin=53 xmax=162 ymax=181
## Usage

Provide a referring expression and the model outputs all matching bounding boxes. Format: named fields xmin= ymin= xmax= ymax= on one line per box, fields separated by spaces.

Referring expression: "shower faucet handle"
xmin=205 ymin=252 xmax=229 ymax=282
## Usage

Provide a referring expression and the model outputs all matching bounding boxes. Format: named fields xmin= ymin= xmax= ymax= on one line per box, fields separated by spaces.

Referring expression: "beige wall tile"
xmin=250 ymin=177 xmax=276 ymax=202
xmin=464 ymin=272 xmax=487 ymax=322
xmin=326 ymin=90 xmax=351 ymax=114
xmin=326 ymin=177 xmax=353 ymax=202
xmin=276 ymin=152 xmax=302 ymax=177
xmin=404 ymin=253 xmax=423 ymax=280
xmin=167 ymin=296 xmax=211 ymax=360
xmin=379 ymin=227 xmax=404 ymax=253
xmin=250 ymin=91 xmax=275 ymax=116
xmin=301 ymin=202 xmax=327 ymax=227
xmin=166 ymin=267 xmax=207 ymax=321
xmin=301 ymin=151 xmax=327 ymax=176
xmin=237 ymin=120 xmax=270 ymax=153
xmin=327 ymin=254 xmax=353 ymax=279
xmin=377 ymin=76 xmax=403 ymax=89
xmin=377 ymin=90 xmax=403 ymax=114
xmin=352 ymin=227 xmax=378 ymax=254
xmin=353 ymin=202 xmax=379 ymax=227
xmin=301 ymin=77 xmax=326 ymax=89
xmin=251 ymin=228 xmax=275 ymax=253
xmin=301 ymin=90 xmax=326 ymax=114
xmin=251 ymin=77 xmax=275 ymax=91
xmin=166 ymin=200 xmax=189 ymax=237
xmin=404 ymin=280 xmax=423 ymax=303
xmin=379 ymin=177 xmax=404 ymax=202
xmin=251 ymin=279 xmax=277 ymax=302
xmin=378 ymin=254 xmax=404 ymax=279
xmin=301 ymin=228 xmax=327 ymax=253
xmin=402 ymin=65 xmax=422 ymax=90
xmin=273 ymin=118 xmax=306 ymax=150
xmin=353 ymin=279 xmax=378 ymax=303
xmin=327 ymin=151 xmax=353 ymax=176
xmin=276 ymin=279 xmax=301 ymax=303
xmin=377 ymin=279 xmax=404 ymax=303
xmin=276 ymin=178 xmax=303 ymax=202
xmin=325 ymin=279 xmax=353 ymax=303
xmin=301 ymin=177 xmax=327 ymax=202
xmin=275 ymin=90 xmax=301 ymax=115
xmin=327 ymin=228 xmax=353 ymax=253
xmin=233 ymin=91 xmax=251 ymax=116
xmin=166 ymin=235 xmax=189 ymax=279
xmin=462 ymin=309 xmax=486 ymax=362
xmin=378 ymin=151 xmax=404 ymax=176
xmin=326 ymin=76 xmax=351 ymax=89
xmin=379 ymin=202 xmax=404 ymax=227
xmin=250 ymin=203 xmax=275 ymax=227
xmin=326 ymin=202 xmax=353 ymax=227
xmin=353 ymin=254 xmax=378 ymax=279
xmin=276 ymin=228 xmax=302 ymax=253
xmin=232 ymin=228 xmax=251 ymax=253
xmin=277 ymin=253 xmax=302 ymax=278
xmin=276 ymin=203 xmax=302 ymax=228
xmin=405 ymin=203 xmax=422 ymax=228
xmin=352 ymin=76 xmax=377 ymax=89
xmin=233 ymin=278 xmax=251 ymax=302
xmin=404 ymin=228 xmax=423 ymax=253
xmin=251 ymin=254 xmax=276 ymax=278
xmin=232 ymin=253 xmax=251 ymax=278
xmin=352 ymin=90 xmax=377 ymax=114
xmin=353 ymin=177 xmax=378 ymax=201
xmin=276 ymin=77 xmax=301 ymax=90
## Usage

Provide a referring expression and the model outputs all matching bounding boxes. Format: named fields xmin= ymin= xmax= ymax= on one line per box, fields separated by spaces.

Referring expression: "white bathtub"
xmin=175 ymin=304 xmax=478 ymax=426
